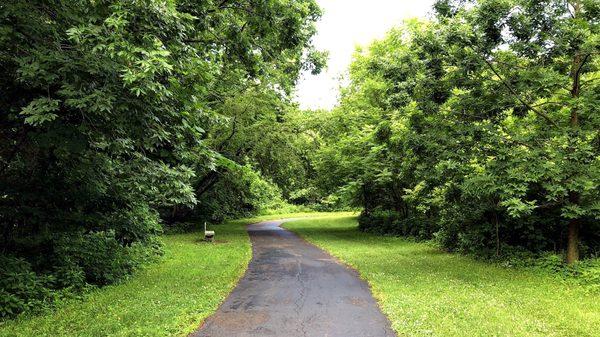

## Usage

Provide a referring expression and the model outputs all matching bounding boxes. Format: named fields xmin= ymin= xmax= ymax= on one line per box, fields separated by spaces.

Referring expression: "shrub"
xmin=358 ymin=209 xmax=401 ymax=234
xmin=358 ymin=209 xmax=432 ymax=239
xmin=573 ymin=259 xmax=600 ymax=293
xmin=0 ymin=256 xmax=52 ymax=318
xmin=0 ymin=229 xmax=163 ymax=319
xmin=55 ymin=231 xmax=162 ymax=286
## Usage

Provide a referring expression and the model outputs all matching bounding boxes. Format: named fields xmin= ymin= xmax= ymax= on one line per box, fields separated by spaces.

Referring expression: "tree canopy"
xmin=296 ymin=0 xmax=599 ymax=261
xmin=0 ymin=0 xmax=323 ymax=317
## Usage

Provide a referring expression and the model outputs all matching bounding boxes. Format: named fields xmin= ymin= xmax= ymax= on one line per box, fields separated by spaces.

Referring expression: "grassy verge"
xmin=285 ymin=214 xmax=600 ymax=337
xmin=0 ymin=213 xmax=318 ymax=337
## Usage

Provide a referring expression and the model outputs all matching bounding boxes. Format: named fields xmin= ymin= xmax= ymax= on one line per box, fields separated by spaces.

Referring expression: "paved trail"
xmin=190 ymin=219 xmax=396 ymax=337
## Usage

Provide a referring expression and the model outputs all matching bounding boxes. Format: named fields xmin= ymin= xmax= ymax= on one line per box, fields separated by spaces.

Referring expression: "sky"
xmin=294 ymin=0 xmax=436 ymax=110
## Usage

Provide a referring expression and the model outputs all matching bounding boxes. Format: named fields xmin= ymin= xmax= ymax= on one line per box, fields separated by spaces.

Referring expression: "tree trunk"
xmin=566 ymin=218 xmax=579 ymax=264
xmin=494 ymin=210 xmax=500 ymax=257
xmin=565 ymin=1 xmax=584 ymax=264
xmin=565 ymin=50 xmax=581 ymax=264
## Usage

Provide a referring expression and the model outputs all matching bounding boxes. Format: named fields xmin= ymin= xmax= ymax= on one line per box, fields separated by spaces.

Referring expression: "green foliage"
xmin=194 ymin=166 xmax=287 ymax=222
xmin=0 ymin=256 xmax=53 ymax=318
xmin=358 ymin=209 xmax=430 ymax=238
xmin=54 ymin=230 xmax=163 ymax=286
xmin=301 ymin=0 xmax=600 ymax=261
xmin=0 ymin=216 xmax=256 ymax=336
xmin=576 ymin=259 xmax=600 ymax=292
xmin=0 ymin=0 xmax=322 ymax=318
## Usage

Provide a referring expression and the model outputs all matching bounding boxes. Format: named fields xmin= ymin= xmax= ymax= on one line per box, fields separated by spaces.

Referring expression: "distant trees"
xmin=302 ymin=0 xmax=599 ymax=261
xmin=0 ymin=0 xmax=322 ymax=317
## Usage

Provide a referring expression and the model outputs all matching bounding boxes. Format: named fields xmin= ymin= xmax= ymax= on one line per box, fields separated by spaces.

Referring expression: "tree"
xmin=0 ymin=0 xmax=322 ymax=317
xmin=301 ymin=0 xmax=599 ymax=261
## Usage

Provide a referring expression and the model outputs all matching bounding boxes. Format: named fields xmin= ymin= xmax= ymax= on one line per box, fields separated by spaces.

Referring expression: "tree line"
xmin=0 ymin=0 xmax=324 ymax=317
xmin=296 ymin=0 xmax=599 ymax=262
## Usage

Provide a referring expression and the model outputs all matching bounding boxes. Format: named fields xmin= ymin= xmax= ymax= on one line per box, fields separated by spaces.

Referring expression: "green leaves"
xmin=20 ymin=98 xmax=60 ymax=125
xmin=301 ymin=0 xmax=600 ymax=258
xmin=1 ymin=0 xmax=322 ymax=317
xmin=500 ymin=198 xmax=537 ymax=218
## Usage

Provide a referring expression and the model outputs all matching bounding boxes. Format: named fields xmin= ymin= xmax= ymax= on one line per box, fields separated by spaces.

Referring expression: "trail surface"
xmin=190 ymin=219 xmax=396 ymax=337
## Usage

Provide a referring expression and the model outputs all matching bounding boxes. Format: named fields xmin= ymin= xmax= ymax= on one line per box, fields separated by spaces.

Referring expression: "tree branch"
xmin=571 ymin=53 xmax=591 ymax=96
xmin=479 ymin=54 xmax=559 ymax=127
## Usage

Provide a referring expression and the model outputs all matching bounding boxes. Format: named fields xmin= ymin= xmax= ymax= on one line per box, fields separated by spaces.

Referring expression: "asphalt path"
xmin=190 ymin=219 xmax=396 ymax=337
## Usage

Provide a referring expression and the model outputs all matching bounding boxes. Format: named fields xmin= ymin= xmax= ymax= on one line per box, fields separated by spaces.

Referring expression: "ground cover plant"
xmin=285 ymin=215 xmax=600 ymax=337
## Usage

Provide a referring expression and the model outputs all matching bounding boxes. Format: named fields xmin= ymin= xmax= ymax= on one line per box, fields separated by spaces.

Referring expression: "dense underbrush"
xmin=1 ymin=231 xmax=162 ymax=318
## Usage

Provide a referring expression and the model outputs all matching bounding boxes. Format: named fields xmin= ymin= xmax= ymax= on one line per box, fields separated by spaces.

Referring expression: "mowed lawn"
xmin=0 ymin=213 xmax=317 ymax=337
xmin=285 ymin=215 xmax=600 ymax=337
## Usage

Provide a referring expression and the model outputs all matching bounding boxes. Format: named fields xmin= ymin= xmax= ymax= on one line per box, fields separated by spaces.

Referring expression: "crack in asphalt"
xmin=294 ymin=258 xmax=308 ymax=337
xmin=190 ymin=219 xmax=396 ymax=337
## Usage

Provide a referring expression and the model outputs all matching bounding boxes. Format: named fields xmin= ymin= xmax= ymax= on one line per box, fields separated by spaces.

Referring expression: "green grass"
xmin=0 ymin=213 xmax=322 ymax=337
xmin=285 ymin=214 xmax=600 ymax=337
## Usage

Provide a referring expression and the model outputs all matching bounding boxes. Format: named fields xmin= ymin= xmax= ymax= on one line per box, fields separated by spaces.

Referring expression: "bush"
xmin=358 ymin=209 xmax=400 ymax=234
xmin=358 ymin=209 xmax=431 ymax=238
xmin=0 ymin=230 xmax=163 ymax=318
xmin=258 ymin=203 xmax=313 ymax=216
xmin=163 ymin=221 xmax=200 ymax=234
xmin=191 ymin=167 xmax=291 ymax=224
xmin=572 ymin=259 xmax=600 ymax=293
xmin=55 ymin=231 xmax=162 ymax=286
xmin=579 ymin=266 xmax=600 ymax=292
xmin=0 ymin=256 xmax=52 ymax=318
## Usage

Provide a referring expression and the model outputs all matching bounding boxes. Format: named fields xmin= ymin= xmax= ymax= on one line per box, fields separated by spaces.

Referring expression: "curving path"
xmin=190 ymin=219 xmax=396 ymax=337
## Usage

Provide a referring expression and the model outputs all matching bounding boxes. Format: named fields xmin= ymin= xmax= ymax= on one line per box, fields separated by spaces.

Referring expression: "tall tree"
xmin=301 ymin=0 xmax=599 ymax=261
xmin=0 ymin=0 xmax=322 ymax=317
